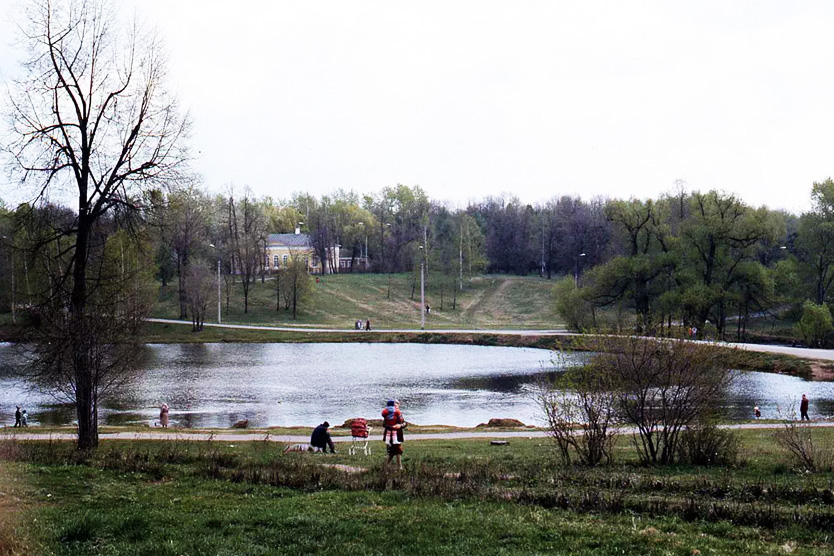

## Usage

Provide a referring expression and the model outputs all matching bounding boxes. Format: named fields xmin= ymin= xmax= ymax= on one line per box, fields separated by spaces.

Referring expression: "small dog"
xmin=283 ymin=443 xmax=313 ymax=453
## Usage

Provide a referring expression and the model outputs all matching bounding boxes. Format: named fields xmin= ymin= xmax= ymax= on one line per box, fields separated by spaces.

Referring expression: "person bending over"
xmin=310 ymin=421 xmax=337 ymax=453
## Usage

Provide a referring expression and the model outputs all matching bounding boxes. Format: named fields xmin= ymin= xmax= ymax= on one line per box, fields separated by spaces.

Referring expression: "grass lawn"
xmin=151 ymin=273 xmax=564 ymax=330
xmin=5 ymin=428 xmax=834 ymax=555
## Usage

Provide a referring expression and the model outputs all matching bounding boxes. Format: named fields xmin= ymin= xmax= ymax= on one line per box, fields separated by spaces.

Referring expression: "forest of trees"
xmin=5 ymin=178 xmax=834 ymax=344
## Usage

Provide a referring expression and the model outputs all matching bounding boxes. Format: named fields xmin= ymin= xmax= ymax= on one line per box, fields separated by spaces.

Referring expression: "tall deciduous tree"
xmin=227 ymin=190 xmax=266 ymax=313
xmin=797 ymin=179 xmax=834 ymax=305
xmin=679 ymin=191 xmax=778 ymax=339
xmin=4 ymin=0 xmax=189 ymax=448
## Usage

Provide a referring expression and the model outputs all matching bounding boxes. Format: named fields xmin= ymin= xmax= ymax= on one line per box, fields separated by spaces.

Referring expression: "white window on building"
xmin=273 ymin=255 xmax=279 ymax=267
xmin=282 ymin=254 xmax=289 ymax=265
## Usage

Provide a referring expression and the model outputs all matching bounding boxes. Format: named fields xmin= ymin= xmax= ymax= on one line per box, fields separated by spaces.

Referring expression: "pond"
xmin=1 ymin=343 xmax=832 ymax=428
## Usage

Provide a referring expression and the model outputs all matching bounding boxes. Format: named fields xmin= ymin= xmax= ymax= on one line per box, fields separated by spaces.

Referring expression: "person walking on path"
xmin=800 ymin=394 xmax=810 ymax=421
xmin=310 ymin=421 xmax=337 ymax=453
xmin=382 ymin=399 xmax=406 ymax=470
xmin=160 ymin=403 xmax=170 ymax=428
xmin=365 ymin=319 xmax=372 ymax=331
xmin=14 ymin=406 xmax=21 ymax=427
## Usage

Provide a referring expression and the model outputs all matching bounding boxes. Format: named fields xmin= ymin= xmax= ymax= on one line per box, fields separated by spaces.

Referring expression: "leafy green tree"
xmin=796 ymin=179 xmax=834 ymax=305
xmin=796 ymin=301 xmax=833 ymax=348
xmin=553 ymin=277 xmax=594 ymax=332
xmin=678 ymin=191 xmax=780 ymax=339
xmin=589 ymin=199 xmax=672 ymax=333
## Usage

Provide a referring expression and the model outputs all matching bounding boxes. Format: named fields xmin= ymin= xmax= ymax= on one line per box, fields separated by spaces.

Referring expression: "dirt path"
xmin=463 ymin=279 xmax=509 ymax=321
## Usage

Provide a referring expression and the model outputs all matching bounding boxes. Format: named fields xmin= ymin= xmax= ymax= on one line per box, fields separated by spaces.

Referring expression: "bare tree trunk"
xmin=72 ymin=218 xmax=97 ymax=449
xmin=292 ymin=273 xmax=298 ymax=320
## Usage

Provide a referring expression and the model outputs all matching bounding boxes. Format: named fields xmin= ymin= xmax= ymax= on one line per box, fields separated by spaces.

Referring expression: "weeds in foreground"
xmin=6 ymin=437 xmax=834 ymax=536
xmin=774 ymin=405 xmax=833 ymax=472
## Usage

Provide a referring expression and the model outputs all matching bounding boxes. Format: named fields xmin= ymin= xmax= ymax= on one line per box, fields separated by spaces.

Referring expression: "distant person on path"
xmin=160 ymin=403 xmax=170 ymax=428
xmin=310 ymin=421 xmax=336 ymax=453
xmin=365 ymin=319 xmax=372 ymax=331
xmin=14 ymin=406 xmax=21 ymax=427
xmin=382 ymin=399 xmax=406 ymax=470
xmin=800 ymin=394 xmax=810 ymax=421
xmin=20 ymin=409 xmax=28 ymax=427
xmin=754 ymin=406 xmax=761 ymax=419
xmin=425 ymin=303 xmax=431 ymax=314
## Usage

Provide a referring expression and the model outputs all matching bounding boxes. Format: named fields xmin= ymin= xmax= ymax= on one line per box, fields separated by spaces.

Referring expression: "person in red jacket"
xmin=382 ymin=399 xmax=406 ymax=470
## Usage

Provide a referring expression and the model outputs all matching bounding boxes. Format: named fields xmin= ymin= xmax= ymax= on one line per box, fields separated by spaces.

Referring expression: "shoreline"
xmin=5 ymin=420 xmax=834 ymax=444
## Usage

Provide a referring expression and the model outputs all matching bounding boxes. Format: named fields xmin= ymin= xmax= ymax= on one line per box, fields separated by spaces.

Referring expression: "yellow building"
xmin=264 ymin=229 xmax=340 ymax=274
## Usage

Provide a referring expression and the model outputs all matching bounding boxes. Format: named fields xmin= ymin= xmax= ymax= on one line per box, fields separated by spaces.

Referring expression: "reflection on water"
xmin=0 ymin=343 xmax=564 ymax=428
xmin=2 ymin=342 xmax=834 ymax=427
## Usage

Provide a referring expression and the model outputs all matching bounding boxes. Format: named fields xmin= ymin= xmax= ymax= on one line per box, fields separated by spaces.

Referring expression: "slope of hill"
xmin=152 ymin=273 xmax=564 ymax=330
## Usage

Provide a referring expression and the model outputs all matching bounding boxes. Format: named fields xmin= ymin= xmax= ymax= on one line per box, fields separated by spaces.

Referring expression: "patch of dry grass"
xmin=0 ymin=447 xmax=35 ymax=556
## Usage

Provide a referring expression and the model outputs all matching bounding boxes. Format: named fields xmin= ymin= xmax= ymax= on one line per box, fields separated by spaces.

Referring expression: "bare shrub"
xmin=537 ymin=353 xmax=618 ymax=466
xmin=588 ymin=336 xmax=733 ymax=465
xmin=676 ymin=421 xmax=741 ymax=466
xmin=773 ymin=404 xmax=831 ymax=472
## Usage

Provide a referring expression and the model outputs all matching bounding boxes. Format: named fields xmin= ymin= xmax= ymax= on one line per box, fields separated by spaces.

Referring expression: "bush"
xmin=537 ymin=352 xmax=618 ymax=467
xmin=553 ymin=277 xmax=594 ymax=332
xmin=773 ymin=405 xmax=832 ymax=472
xmin=795 ymin=301 xmax=833 ymax=348
xmin=676 ymin=423 xmax=740 ymax=466
xmin=591 ymin=336 xmax=734 ymax=465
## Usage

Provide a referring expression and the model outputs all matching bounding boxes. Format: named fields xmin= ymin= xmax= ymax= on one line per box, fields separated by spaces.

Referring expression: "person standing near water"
xmin=382 ymin=399 xmax=406 ymax=470
xmin=14 ymin=406 xmax=21 ymax=427
xmin=160 ymin=403 xmax=170 ymax=428
xmin=800 ymin=394 xmax=810 ymax=421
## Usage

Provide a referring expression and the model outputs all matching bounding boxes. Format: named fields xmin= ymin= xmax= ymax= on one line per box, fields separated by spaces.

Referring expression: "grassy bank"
xmin=5 ymin=428 xmax=834 ymax=555
xmin=152 ymin=273 xmax=564 ymax=330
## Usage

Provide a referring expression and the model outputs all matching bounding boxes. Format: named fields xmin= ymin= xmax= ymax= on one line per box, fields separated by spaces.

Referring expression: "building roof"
xmin=267 ymin=233 xmax=312 ymax=248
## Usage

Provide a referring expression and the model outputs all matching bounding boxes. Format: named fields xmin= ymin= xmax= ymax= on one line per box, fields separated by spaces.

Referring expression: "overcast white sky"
xmin=2 ymin=0 xmax=834 ymax=214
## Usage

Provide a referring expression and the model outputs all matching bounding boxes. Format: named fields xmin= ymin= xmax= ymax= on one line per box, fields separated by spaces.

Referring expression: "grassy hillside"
xmin=152 ymin=273 xmax=564 ymax=330
xmin=8 ymin=429 xmax=834 ymax=555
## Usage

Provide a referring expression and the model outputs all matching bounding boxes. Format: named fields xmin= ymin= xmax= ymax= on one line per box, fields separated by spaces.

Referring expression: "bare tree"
xmin=25 ymin=227 xmax=156 ymax=438
xmin=227 ymin=191 xmax=266 ymax=314
xmin=184 ymin=262 xmax=214 ymax=332
xmin=537 ymin=351 xmax=619 ymax=466
xmin=3 ymin=0 xmax=189 ymax=449
xmin=593 ymin=336 xmax=733 ymax=465
xmin=279 ymin=254 xmax=314 ymax=319
xmin=162 ymin=184 xmax=210 ymax=320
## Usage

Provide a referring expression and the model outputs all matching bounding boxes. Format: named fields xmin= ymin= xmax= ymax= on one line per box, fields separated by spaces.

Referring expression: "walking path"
xmin=5 ymin=421 xmax=834 ymax=444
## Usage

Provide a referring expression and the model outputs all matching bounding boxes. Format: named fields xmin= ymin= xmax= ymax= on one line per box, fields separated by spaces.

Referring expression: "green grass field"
xmin=152 ymin=273 xmax=564 ymax=330
xmin=4 ymin=429 xmax=834 ymax=555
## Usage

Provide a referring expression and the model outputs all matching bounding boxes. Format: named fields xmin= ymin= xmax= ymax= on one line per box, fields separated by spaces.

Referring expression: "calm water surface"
xmin=1 ymin=342 xmax=832 ymax=427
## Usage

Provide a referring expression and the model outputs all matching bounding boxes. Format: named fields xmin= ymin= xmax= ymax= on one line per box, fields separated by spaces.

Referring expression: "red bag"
xmin=350 ymin=418 xmax=369 ymax=438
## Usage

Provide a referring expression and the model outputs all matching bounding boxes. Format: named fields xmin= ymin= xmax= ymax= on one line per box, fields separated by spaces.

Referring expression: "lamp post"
xmin=574 ymin=252 xmax=586 ymax=288
xmin=419 ymin=245 xmax=426 ymax=330
xmin=209 ymin=244 xmax=221 ymax=324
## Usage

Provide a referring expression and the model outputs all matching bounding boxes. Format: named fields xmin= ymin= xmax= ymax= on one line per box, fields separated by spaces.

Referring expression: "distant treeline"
xmin=4 ymin=178 xmax=834 ymax=341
